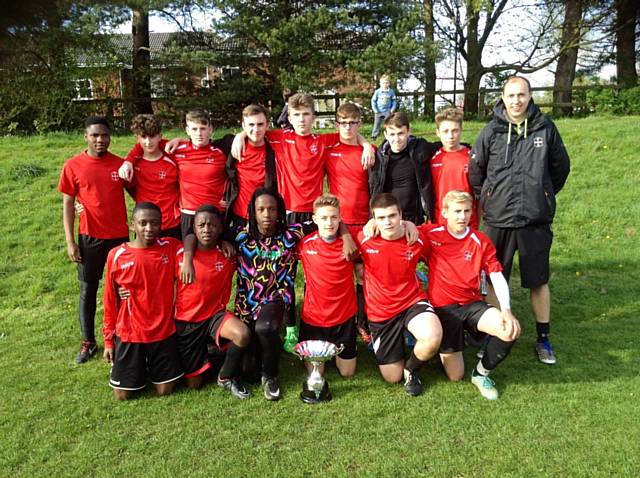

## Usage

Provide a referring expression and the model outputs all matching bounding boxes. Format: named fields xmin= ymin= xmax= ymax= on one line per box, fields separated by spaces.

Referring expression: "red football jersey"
xmin=172 ymin=141 xmax=228 ymax=212
xmin=102 ymin=238 xmax=180 ymax=348
xmin=325 ymin=142 xmax=371 ymax=225
xmin=58 ymin=151 xmax=129 ymax=239
xmin=133 ymin=156 xmax=180 ymax=229
xmin=357 ymin=232 xmax=430 ymax=322
xmin=174 ymin=246 xmax=236 ymax=323
xmin=232 ymin=142 xmax=267 ymax=219
xmin=298 ymin=233 xmax=356 ymax=327
xmin=430 ymin=146 xmax=478 ymax=229
xmin=420 ymin=224 xmax=502 ymax=307
xmin=266 ymin=130 xmax=339 ymax=212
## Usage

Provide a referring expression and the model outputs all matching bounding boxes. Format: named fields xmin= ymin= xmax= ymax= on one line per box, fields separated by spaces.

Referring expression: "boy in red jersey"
xmin=102 ymin=203 xmax=183 ymax=400
xmin=58 ymin=116 xmax=130 ymax=364
xmin=420 ymin=191 xmax=521 ymax=400
xmin=225 ymin=104 xmax=278 ymax=229
xmin=430 ymin=108 xmax=479 ymax=229
xmin=358 ymin=193 xmax=442 ymax=396
xmin=324 ymin=103 xmax=373 ymax=344
xmin=128 ymin=114 xmax=181 ymax=239
xmin=174 ymin=205 xmax=251 ymax=397
xmin=298 ymin=195 xmax=358 ymax=384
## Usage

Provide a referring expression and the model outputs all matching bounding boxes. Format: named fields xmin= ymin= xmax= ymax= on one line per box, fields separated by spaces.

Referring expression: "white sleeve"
xmin=489 ymin=271 xmax=511 ymax=311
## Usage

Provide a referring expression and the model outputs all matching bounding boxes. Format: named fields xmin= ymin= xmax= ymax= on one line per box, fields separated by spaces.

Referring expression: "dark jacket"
xmin=223 ymin=134 xmax=278 ymax=226
xmin=369 ymin=136 xmax=440 ymax=222
xmin=469 ymin=100 xmax=570 ymax=228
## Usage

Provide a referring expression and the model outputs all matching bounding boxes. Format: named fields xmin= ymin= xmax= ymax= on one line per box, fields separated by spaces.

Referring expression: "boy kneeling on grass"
xmin=420 ymin=190 xmax=521 ymax=400
xmin=102 ymin=202 xmax=183 ymax=400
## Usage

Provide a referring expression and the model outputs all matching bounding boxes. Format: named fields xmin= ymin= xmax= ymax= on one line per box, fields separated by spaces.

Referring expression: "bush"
xmin=586 ymin=84 xmax=640 ymax=115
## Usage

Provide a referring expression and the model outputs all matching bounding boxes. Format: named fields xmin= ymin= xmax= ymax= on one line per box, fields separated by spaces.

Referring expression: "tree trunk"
xmin=615 ymin=0 xmax=639 ymax=89
xmin=422 ymin=0 xmax=436 ymax=119
xmin=132 ymin=6 xmax=153 ymax=115
xmin=464 ymin=5 xmax=482 ymax=117
xmin=553 ymin=0 xmax=583 ymax=116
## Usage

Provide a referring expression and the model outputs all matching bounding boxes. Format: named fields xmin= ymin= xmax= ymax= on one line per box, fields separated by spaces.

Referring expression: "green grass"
xmin=1 ymin=117 xmax=639 ymax=477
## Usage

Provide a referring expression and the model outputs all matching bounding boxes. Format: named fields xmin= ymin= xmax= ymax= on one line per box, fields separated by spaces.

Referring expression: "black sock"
xmin=405 ymin=351 xmax=425 ymax=374
xmin=536 ymin=322 xmax=550 ymax=343
xmin=219 ymin=343 xmax=245 ymax=379
xmin=481 ymin=336 xmax=516 ymax=371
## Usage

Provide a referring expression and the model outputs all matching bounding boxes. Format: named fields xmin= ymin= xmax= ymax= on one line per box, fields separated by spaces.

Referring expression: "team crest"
xmin=214 ymin=261 xmax=225 ymax=272
xmin=404 ymin=250 xmax=414 ymax=261
xmin=206 ymin=157 xmax=214 ymax=164
xmin=111 ymin=171 xmax=119 ymax=181
xmin=159 ymin=170 xmax=167 ymax=180
xmin=309 ymin=143 xmax=318 ymax=155
xmin=161 ymin=254 xmax=169 ymax=265
xmin=533 ymin=137 xmax=544 ymax=148
xmin=463 ymin=251 xmax=473 ymax=262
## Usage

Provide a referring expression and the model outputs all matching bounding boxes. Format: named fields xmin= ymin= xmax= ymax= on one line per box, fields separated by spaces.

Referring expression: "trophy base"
xmin=300 ymin=380 xmax=332 ymax=404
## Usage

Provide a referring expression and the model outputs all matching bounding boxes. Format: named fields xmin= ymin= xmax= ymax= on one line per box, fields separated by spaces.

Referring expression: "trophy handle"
xmin=334 ymin=344 xmax=345 ymax=356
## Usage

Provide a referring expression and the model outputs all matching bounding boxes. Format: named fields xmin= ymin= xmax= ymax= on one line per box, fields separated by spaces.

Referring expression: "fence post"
xmin=334 ymin=92 xmax=340 ymax=116
xmin=477 ymin=88 xmax=486 ymax=120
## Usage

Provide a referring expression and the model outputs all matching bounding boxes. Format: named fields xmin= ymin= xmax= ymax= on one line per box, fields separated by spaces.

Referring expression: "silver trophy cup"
xmin=294 ymin=340 xmax=344 ymax=404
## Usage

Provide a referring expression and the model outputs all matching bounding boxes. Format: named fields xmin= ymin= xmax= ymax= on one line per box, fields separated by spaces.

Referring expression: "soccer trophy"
xmin=294 ymin=340 xmax=344 ymax=404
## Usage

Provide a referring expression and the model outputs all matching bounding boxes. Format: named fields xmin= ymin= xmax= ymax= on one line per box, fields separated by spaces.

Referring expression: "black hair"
xmin=247 ymin=187 xmax=287 ymax=240
xmin=132 ymin=201 xmax=161 ymax=219
xmin=84 ymin=116 xmax=110 ymax=130
xmin=195 ymin=204 xmax=223 ymax=221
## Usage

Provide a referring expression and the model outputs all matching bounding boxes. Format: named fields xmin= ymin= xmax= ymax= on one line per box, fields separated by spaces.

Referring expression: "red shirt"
xmin=266 ymin=130 xmax=339 ymax=212
xmin=325 ymin=142 xmax=371 ymax=225
xmin=430 ymin=146 xmax=478 ymax=229
xmin=172 ymin=141 xmax=228 ymax=212
xmin=420 ymin=224 xmax=502 ymax=307
xmin=297 ymin=233 xmax=356 ymax=327
xmin=357 ymin=232 xmax=430 ymax=322
xmin=174 ymin=246 xmax=235 ymax=323
xmin=232 ymin=142 xmax=267 ymax=219
xmin=133 ymin=156 xmax=180 ymax=230
xmin=102 ymin=238 xmax=180 ymax=348
xmin=57 ymin=151 xmax=128 ymax=239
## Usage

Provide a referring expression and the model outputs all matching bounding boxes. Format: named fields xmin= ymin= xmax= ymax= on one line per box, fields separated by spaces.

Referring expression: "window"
xmin=74 ymin=79 xmax=93 ymax=100
xmin=220 ymin=66 xmax=240 ymax=80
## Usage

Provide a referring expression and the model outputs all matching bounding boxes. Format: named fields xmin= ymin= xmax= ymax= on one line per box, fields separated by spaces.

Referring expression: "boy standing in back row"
xmin=370 ymin=74 xmax=397 ymax=140
xmin=58 ymin=116 xmax=129 ymax=364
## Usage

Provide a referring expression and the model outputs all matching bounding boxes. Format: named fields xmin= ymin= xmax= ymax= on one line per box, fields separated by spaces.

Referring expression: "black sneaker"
xmin=403 ymin=369 xmax=423 ymax=396
xmin=261 ymin=375 xmax=281 ymax=401
xmin=217 ymin=377 xmax=251 ymax=400
xmin=75 ymin=340 xmax=97 ymax=364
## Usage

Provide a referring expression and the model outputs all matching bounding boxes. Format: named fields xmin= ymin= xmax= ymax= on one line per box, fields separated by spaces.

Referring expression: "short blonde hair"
xmin=442 ymin=190 xmax=473 ymax=210
xmin=288 ymin=93 xmax=315 ymax=113
xmin=185 ymin=109 xmax=211 ymax=126
xmin=336 ymin=103 xmax=361 ymax=121
xmin=313 ymin=194 xmax=340 ymax=212
xmin=435 ymin=107 xmax=463 ymax=129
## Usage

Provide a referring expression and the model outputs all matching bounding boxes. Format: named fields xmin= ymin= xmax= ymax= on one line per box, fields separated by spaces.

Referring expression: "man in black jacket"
xmin=369 ymin=112 xmax=439 ymax=225
xmin=469 ymin=76 xmax=570 ymax=365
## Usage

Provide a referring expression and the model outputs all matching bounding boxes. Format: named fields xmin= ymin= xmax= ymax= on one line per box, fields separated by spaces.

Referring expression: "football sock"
xmin=405 ymin=350 xmax=425 ymax=374
xmin=473 ymin=360 xmax=490 ymax=377
xmin=536 ymin=322 xmax=550 ymax=343
xmin=79 ymin=280 xmax=99 ymax=342
xmin=481 ymin=336 xmax=515 ymax=371
xmin=219 ymin=343 xmax=245 ymax=379
xmin=355 ymin=284 xmax=368 ymax=331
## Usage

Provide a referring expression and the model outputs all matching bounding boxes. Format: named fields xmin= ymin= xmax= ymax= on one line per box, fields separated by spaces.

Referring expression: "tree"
xmin=553 ymin=0 xmax=584 ymax=116
xmin=434 ymin=0 xmax=567 ymax=116
xmin=615 ymin=0 xmax=639 ymax=88
xmin=131 ymin=4 xmax=153 ymax=114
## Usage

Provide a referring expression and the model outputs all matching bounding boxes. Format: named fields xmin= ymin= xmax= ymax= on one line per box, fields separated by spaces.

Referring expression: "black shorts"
xmin=109 ymin=335 xmax=183 ymax=391
xmin=299 ymin=318 xmax=357 ymax=360
xmin=485 ymin=224 xmax=553 ymax=288
xmin=175 ymin=311 xmax=233 ymax=378
xmin=286 ymin=211 xmax=313 ymax=226
xmin=77 ymin=234 xmax=129 ymax=282
xmin=180 ymin=212 xmax=195 ymax=239
xmin=435 ymin=301 xmax=491 ymax=354
xmin=160 ymin=225 xmax=182 ymax=241
xmin=368 ymin=300 xmax=435 ymax=365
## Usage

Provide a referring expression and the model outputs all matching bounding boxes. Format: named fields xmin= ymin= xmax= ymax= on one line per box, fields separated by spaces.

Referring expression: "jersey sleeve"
xmin=319 ymin=132 xmax=340 ymax=147
xmin=125 ymin=139 xmax=169 ymax=164
xmin=481 ymin=235 xmax=502 ymax=274
xmin=57 ymin=163 xmax=77 ymax=196
xmin=102 ymin=251 xmax=119 ymax=349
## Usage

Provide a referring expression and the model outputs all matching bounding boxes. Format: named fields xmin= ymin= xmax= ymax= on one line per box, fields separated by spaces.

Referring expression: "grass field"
xmin=1 ymin=116 xmax=639 ymax=477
